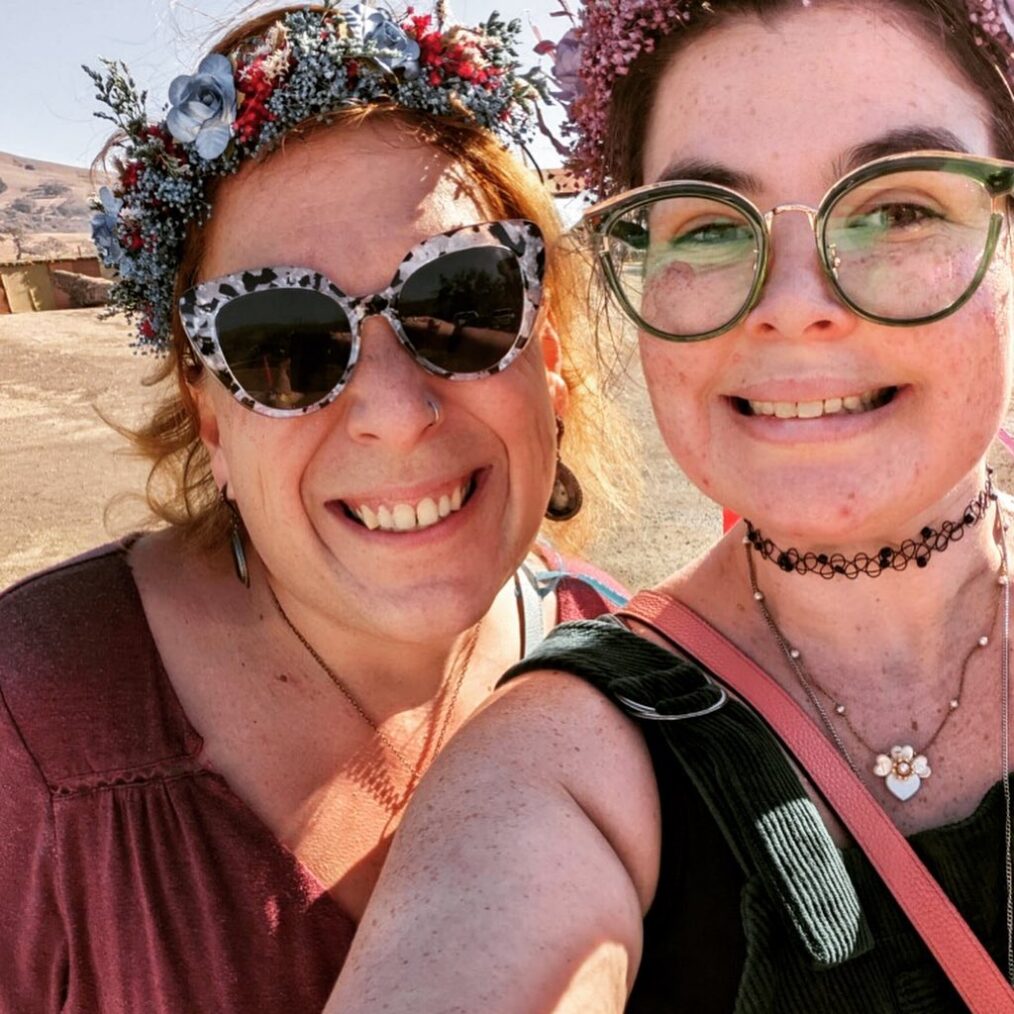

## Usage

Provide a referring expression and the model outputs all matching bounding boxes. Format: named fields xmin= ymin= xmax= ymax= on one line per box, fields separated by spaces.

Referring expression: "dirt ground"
xmin=5 ymin=308 xmax=1014 ymax=593
xmin=0 ymin=307 xmax=723 ymax=591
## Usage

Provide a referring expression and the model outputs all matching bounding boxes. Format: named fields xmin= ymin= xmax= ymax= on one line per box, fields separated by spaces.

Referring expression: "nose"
xmin=742 ymin=206 xmax=857 ymax=342
xmin=342 ymin=313 xmax=441 ymax=447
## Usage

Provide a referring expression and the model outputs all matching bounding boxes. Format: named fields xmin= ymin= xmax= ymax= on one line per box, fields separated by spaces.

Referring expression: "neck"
xmin=259 ymin=563 xmax=523 ymax=719
xmin=721 ymin=474 xmax=1007 ymax=691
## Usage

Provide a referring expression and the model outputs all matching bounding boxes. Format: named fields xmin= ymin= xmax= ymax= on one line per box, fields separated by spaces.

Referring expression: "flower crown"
xmin=87 ymin=3 xmax=548 ymax=353
xmin=539 ymin=0 xmax=1014 ymax=196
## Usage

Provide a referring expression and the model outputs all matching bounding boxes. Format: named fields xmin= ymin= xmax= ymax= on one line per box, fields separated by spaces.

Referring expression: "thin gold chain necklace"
xmin=269 ymin=585 xmax=479 ymax=777
xmin=746 ymin=535 xmax=1006 ymax=801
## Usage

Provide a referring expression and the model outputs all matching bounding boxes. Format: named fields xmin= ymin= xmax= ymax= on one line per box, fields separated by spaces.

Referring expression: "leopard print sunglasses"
xmin=179 ymin=219 xmax=544 ymax=417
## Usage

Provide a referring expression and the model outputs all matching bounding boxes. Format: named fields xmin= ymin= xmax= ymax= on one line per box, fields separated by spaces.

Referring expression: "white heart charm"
xmin=885 ymin=771 xmax=922 ymax=801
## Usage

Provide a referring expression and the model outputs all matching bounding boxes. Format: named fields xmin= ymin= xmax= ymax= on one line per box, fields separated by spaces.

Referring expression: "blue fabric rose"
xmin=550 ymin=28 xmax=584 ymax=104
xmin=344 ymin=3 xmax=420 ymax=77
xmin=166 ymin=53 xmax=236 ymax=159
xmin=90 ymin=186 xmax=129 ymax=275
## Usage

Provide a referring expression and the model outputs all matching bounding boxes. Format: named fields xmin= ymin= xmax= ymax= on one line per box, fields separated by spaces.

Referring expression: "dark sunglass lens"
xmin=399 ymin=247 xmax=526 ymax=374
xmin=215 ymin=289 xmax=354 ymax=410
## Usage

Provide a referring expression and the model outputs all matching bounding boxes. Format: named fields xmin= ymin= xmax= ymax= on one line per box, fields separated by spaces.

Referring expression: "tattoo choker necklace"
xmin=746 ymin=500 xmax=1008 ymax=800
xmin=745 ymin=475 xmax=993 ymax=579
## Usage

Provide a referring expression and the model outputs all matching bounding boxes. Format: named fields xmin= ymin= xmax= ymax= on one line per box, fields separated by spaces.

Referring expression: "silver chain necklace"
xmin=745 ymin=498 xmax=1013 ymax=983
xmin=746 ymin=538 xmax=1004 ymax=799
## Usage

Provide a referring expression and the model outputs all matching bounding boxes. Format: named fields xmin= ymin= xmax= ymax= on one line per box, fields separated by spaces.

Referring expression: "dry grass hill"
xmin=0 ymin=150 xmax=102 ymax=262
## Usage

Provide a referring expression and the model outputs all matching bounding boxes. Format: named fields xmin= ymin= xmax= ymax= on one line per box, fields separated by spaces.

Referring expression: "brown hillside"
xmin=0 ymin=151 xmax=107 ymax=262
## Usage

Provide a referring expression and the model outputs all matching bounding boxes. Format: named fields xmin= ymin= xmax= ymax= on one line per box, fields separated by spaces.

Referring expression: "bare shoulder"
xmin=426 ymin=668 xmax=662 ymax=910
xmin=329 ymin=669 xmax=662 ymax=1012
xmin=127 ymin=527 xmax=246 ymax=632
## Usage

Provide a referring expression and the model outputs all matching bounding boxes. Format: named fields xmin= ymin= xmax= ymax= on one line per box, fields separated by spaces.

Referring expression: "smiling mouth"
xmin=732 ymin=386 xmax=899 ymax=419
xmin=340 ymin=473 xmax=478 ymax=533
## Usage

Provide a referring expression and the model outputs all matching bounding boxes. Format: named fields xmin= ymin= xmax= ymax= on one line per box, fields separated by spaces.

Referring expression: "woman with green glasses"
xmin=327 ymin=1 xmax=1014 ymax=1010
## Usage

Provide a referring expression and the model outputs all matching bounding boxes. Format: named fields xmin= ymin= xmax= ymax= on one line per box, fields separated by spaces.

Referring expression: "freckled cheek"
xmin=952 ymin=288 xmax=1013 ymax=416
xmin=508 ymin=390 xmax=557 ymax=492
xmin=226 ymin=417 xmax=324 ymax=520
xmin=640 ymin=340 xmax=718 ymax=441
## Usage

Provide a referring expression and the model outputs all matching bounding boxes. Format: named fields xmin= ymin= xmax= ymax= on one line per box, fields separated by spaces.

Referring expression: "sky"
xmin=1 ymin=0 xmax=570 ymax=169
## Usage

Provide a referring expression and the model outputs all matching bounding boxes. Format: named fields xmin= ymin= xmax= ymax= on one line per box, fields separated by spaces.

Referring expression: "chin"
xmin=380 ymin=569 xmax=506 ymax=636
xmin=712 ymin=469 xmax=894 ymax=544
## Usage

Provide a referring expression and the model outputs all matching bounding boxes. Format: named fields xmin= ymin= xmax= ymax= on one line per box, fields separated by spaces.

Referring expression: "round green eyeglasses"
xmin=580 ymin=151 xmax=1014 ymax=342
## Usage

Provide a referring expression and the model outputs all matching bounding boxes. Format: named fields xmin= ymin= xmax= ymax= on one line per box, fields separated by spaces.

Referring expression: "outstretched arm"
xmin=326 ymin=671 xmax=662 ymax=1013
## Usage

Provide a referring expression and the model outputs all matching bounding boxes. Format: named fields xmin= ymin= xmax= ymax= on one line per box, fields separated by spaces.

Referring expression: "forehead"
xmin=200 ymin=120 xmax=487 ymax=289
xmin=642 ymin=5 xmax=994 ymax=192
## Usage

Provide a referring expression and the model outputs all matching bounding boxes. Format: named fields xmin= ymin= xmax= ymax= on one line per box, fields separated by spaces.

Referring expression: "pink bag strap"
xmin=617 ymin=589 xmax=1014 ymax=1013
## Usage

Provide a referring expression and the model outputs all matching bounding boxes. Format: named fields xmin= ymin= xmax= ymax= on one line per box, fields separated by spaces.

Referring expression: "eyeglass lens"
xmin=825 ymin=169 xmax=993 ymax=320
xmin=603 ymin=168 xmax=996 ymax=338
xmin=214 ymin=248 xmax=528 ymax=410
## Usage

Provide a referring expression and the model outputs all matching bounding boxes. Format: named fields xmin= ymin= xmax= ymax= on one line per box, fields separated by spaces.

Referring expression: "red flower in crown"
xmin=233 ymin=56 xmax=281 ymax=146
xmin=119 ymin=161 xmax=142 ymax=192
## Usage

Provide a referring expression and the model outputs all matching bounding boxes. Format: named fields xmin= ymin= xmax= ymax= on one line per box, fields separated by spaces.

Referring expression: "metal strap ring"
xmin=615 ymin=684 xmax=728 ymax=722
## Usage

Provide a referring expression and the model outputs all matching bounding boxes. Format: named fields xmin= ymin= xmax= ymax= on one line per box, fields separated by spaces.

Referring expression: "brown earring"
xmin=221 ymin=485 xmax=250 ymax=587
xmin=545 ymin=417 xmax=583 ymax=522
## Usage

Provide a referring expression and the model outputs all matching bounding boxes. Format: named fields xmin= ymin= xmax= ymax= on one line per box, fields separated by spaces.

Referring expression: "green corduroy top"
xmin=502 ymin=618 xmax=1009 ymax=1014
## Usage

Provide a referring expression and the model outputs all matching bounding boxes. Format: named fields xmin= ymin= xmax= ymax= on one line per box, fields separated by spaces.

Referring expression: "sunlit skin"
xmin=126 ymin=119 xmax=566 ymax=924
xmin=324 ymin=7 xmax=1014 ymax=1012
xmin=194 ymin=121 xmax=562 ymax=654
xmin=638 ymin=7 xmax=1012 ymax=546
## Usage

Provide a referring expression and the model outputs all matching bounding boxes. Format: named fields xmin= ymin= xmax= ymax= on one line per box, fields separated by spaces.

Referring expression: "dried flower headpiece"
xmin=540 ymin=0 xmax=1014 ymax=196
xmin=87 ymin=3 xmax=548 ymax=352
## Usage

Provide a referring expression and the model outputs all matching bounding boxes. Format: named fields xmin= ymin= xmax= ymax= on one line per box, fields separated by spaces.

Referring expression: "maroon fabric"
xmin=0 ymin=542 xmax=618 ymax=1012
xmin=537 ymin=542 xmax=630 ymax=621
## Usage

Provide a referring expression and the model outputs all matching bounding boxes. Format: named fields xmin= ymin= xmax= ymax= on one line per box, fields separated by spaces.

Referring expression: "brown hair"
xmin=602 ymin=0 xmax=1014 ymax=193
xmin=108 ymin=6 xmax=631 ymax=559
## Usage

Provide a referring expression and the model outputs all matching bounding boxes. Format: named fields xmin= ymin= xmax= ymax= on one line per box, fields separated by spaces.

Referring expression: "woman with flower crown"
xmin=0 ymin=4 xmax=631 ymax=1010
xmin=326 ymin=0 xmax=1014 ymax=1010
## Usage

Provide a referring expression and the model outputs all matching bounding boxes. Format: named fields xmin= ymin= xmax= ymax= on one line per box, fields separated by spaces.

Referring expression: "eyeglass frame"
xmin=178 ymin=218 xmax=545 ymax=418
xmin=579 ymin=150 xmax=1014 ymax=343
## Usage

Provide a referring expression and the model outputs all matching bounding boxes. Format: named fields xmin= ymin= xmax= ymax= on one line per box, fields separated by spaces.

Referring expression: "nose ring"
xmin=426 ymin=397 xmax=441 ymax=427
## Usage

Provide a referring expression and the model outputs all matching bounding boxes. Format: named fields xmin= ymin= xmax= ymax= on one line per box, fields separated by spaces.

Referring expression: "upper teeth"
xmin=348 ymin=480 xmax=468 ymax=532
xmin=746 ymin=390 xmax=886 ymax=419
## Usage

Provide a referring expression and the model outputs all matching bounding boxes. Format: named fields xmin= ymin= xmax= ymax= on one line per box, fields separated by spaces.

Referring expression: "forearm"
xmin=326 ymin=674 xmax=660 ymax=1012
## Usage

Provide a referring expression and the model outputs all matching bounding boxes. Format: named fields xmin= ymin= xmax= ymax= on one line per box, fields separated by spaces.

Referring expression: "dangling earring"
xmin=545 ymin=417 xmax=583 ymax=521
xmin=221 ymin=485 xmax=250 ymax=587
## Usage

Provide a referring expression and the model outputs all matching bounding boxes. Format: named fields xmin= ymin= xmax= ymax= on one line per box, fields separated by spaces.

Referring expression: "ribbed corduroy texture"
xmin=504 ymin=619 xmax=1008 ymax=1013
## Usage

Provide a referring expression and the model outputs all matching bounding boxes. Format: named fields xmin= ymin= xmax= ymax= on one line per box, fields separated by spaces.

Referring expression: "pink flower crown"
xmin=540 ymin=0 xmax=1014 ymax=196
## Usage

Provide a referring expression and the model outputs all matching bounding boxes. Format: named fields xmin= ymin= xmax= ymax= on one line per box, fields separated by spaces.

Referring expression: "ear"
xmin=188 ymin=377 xmax=232 ymax=495
xmin=539 ymin=311 xmax=570 ymax=419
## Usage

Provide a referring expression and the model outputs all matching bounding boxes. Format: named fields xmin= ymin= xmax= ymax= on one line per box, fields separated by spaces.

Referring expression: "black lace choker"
xmin=744 ymin=474 xmax=996 ymax=579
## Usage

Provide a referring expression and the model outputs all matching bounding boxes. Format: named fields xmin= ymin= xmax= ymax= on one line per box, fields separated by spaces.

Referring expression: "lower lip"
xmin=325 ymin=468 xmax=489 ymax=545
xmin=726 ymin=387 xmax=909 ymax=445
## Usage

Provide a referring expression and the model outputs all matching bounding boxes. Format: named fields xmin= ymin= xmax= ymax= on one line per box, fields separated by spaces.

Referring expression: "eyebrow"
xmin=650 ymin=158 xmax=765 ymax=193
xmin=650 ymin=127 xmax=972 ymax=195
xmin=837 ymin=126 xmax=971 ymax=174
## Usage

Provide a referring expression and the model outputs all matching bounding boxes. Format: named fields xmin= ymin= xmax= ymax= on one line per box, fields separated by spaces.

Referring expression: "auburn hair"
xmin=105 ymin=6 xmax=633 ymax=557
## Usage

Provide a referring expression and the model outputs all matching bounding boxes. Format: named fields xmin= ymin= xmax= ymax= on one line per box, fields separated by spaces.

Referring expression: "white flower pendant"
xmin=873 ymin=744 xmax=931 ymax=801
